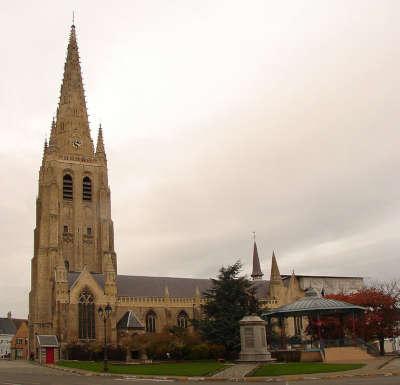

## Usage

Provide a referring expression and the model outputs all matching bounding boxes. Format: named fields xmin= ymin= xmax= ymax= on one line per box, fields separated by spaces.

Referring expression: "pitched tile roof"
xmin=36 ymin=335 xmax=59 ymax=347
xmin=0 ymin=318 xmax=16 ymax=335
xmin=12 ymin=319 xmax=28 ymax=329
xmin=116 ymin=275 xmax=211 ymax=298
xmin=68 ymin=273 xmax=270 ymax=299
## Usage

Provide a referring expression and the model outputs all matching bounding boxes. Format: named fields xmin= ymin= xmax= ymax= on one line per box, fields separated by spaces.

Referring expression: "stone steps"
xmin=324 ymin=346 xmax=375 ymax=363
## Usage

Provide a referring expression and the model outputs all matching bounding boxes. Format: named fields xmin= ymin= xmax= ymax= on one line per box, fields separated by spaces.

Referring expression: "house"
xmin=0 ymin=313 xmax=16 ymax=359
xmin=11 ymin=321 xmax=29 ymax=360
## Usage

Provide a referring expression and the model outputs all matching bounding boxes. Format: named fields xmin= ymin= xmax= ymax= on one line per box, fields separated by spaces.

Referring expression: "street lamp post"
xmin=98 ymin=303 xmax=112 ymax=372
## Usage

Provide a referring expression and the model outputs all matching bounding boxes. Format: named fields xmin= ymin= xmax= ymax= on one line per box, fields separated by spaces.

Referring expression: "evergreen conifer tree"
xmin=194 ymin=261 xmax=260 ymax=358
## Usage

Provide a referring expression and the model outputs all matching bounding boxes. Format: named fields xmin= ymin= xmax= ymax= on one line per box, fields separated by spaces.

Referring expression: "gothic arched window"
xmin=82 ymin=176 xmax=92 ymax=201
xmin=177 ymin=310 xmax=189 ymax=329
xmin=63 ymin=174 xmax=73 ymax=200
xmin=145 ymin=311 xmax=157 ymax=333
xmin=78 ymin=289 xmax=95 ymax=339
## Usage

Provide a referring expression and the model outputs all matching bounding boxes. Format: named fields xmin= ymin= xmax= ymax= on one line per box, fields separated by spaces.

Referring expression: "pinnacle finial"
xmin=72 ymin=11 xmax=75 ymax=26
xmin=42 ymin=137 xmax=48 ymax=161
xmin=49 ymin=117 xmax=56 ymax=149
xmin=164 ymin=285 xmax=170 ymax=298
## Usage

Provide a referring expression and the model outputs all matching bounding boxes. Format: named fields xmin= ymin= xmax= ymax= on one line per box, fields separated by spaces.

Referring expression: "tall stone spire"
xmin=53 ymin=24 xmax=94 ymax=156
xmin=95 ymin=124 xmax=107 ymax=161
xmin=251 ymin=240 xmax=263 ymax=280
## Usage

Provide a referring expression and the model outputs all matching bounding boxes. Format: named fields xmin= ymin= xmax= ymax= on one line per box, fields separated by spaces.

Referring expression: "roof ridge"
xmin=116 ymin=274 xmax=211 ymax=280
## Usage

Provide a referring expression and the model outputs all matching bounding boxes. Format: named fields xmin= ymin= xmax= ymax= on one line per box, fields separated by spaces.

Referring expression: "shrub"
xmin=208 ymin=344 xmax=226 ymax=359
xmin=187 ymin=344 xmax=210 ymax=360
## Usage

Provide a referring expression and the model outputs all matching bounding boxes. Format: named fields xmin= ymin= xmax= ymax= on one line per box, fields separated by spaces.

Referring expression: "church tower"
xmin=29 ymin=24 xmax=117 ymax=345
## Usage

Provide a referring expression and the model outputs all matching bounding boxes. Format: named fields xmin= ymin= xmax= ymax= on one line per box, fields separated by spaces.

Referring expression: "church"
xmin=28 ymin=24 xmax=364 ymax=358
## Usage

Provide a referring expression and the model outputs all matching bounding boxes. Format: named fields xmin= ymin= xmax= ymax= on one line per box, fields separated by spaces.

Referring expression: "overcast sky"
xmin=1 ymin=0 xmax=399 ymax=318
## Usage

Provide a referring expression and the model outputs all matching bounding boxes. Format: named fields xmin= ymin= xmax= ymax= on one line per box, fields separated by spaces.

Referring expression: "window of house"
xmin=177 ymin=310 xmax=189 ymax=329
xmin=78 ymin=289 xmax=95 ymax=339
xmin=145 ymin=311 xmax=157 ymax=333
xmin=82 ymin=176 xmax=92 ymax=201
xmin=87 ymin=227 xmax=92 ymax=236
xmin=63 ymin=225 xmax=69 ymax=234
xmin=63 ymin=174 xmax=73 ymax=200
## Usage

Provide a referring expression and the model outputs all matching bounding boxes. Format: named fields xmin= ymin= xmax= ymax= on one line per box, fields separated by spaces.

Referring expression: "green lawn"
xmin=57 ymin=360 xmax=226 ymax=376
xmin=251 ymin=362 xmax=365 ymax=377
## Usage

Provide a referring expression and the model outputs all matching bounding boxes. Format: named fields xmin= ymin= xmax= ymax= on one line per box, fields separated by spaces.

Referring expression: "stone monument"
xmin=239 ymin=315 xmax=272 ymax=362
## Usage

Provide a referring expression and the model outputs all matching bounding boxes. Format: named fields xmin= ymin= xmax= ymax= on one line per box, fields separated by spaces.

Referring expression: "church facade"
xmin=29 ymin=24 xmax=364 ymax=357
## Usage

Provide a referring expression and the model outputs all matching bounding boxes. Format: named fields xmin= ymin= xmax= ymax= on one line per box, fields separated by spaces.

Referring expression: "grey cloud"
xmin=1 ymin=0 xmax=400 ymax=317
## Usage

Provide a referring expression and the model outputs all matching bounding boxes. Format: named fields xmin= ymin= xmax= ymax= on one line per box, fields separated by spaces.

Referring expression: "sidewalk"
xmin=48 ymin=356 xmax=400 ymax=382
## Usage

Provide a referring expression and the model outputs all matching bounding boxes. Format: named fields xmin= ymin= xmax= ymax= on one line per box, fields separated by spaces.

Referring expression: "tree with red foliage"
xmin=327 ymin=288 xmax=400 ymax=355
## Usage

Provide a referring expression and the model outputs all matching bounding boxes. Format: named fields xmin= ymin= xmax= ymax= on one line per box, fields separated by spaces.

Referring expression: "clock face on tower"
xmin=72 ymin=139 xmax=82 ymax=149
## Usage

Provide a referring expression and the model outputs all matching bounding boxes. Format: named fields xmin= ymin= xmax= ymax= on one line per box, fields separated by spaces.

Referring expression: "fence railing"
xmin=269 ymin=337 xmax=380 ymax=356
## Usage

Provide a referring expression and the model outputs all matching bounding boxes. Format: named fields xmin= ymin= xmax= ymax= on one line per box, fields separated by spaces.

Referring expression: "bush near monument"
xmin=65 ymin=341 xmax=125 ymax=361
xmin=65 ymin=328 xmax=226 ymax=361
xmin=122 ymin=330 xmax=226 ymax=360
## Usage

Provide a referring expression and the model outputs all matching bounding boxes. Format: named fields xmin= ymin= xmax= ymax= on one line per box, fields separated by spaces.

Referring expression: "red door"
xmin=45 ymin=348 xmax=54 ymax=364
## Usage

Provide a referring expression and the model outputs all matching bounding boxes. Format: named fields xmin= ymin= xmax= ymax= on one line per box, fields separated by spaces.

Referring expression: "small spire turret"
xmin=270 ymin=251 xmax=282 ymax=283
xmin=95 ymin=123 xmax=107 ymax=162
xmin=269 ymin=251 xmax=284 ymax=300
xmin=251 ymin=233 xmax=263 ymax=280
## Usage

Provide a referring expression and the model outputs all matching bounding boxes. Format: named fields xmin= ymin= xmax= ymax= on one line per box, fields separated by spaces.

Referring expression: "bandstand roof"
xmin=262 ymin=288 xmax=366 ymax=318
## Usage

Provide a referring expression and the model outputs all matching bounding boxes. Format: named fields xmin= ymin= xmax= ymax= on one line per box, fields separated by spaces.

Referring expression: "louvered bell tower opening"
xmin=82 ymin=176 xmax=92 ymax=201
xmin=63 ymin=174 xmax=73 ymax=200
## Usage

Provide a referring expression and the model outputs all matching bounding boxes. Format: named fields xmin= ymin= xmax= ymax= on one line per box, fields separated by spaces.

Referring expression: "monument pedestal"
xmin=238 ymin=315 xmax=273 ymax=362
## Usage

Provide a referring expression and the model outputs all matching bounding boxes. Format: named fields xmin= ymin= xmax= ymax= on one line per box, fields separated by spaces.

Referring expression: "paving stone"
xmin=212 ymin=364 xmax=258 ymax=378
